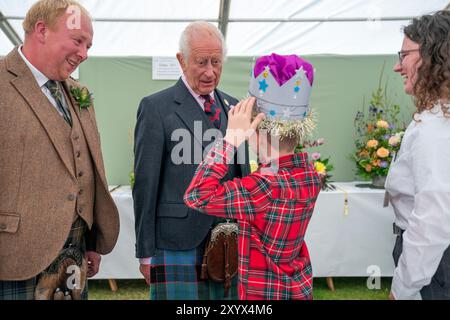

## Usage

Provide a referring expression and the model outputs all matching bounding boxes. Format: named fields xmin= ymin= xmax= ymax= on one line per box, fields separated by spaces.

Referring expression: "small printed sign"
xmin=152 ymin=56 xmax=182 ymax=80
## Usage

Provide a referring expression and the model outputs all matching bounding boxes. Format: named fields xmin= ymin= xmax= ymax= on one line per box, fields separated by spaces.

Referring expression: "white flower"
xmin=316 ymin=138 xmax=325 ymax=145
xmin=388 ymin=133 xmax=403 ymax=147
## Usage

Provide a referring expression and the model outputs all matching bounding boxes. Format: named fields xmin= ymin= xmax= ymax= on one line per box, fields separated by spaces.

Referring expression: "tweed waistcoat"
xmin=61 ymin=87 xmax=95 ymax=227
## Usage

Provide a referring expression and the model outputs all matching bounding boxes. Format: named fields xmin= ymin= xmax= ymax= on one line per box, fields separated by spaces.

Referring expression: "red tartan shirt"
xmin=184 ymin=139 xmax=321 ymax=300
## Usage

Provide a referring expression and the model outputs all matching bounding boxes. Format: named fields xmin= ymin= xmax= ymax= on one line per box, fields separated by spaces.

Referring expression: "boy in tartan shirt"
xmin=185 ymin=93 xmax=321 ymax=299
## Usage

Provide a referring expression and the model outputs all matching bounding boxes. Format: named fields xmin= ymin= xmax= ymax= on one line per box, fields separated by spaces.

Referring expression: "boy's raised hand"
xmin=224 ymin=97 xmax=265 ymax=147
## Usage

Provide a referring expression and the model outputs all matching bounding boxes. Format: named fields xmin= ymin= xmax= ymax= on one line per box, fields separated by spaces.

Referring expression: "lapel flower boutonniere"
xmin=70 ymin=86 xmax=93 ymax=112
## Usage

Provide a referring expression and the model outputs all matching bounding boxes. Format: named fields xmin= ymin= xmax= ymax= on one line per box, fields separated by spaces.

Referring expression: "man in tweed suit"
xmin=0 ymin=0 xmax=119 ymax=299
xmin=133 ymin=21 xmax=249 ymax=300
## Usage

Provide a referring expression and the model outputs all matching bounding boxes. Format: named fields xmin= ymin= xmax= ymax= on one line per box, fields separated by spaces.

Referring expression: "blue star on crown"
xmin=259 ymin=79 xmax=268 ymax=92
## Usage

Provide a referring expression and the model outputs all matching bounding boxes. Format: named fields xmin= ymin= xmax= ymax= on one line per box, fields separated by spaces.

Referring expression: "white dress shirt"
xmin=17 ymin=45 xmax=67 ymax=116
xmin=385 ymin=103 xmax=450 ymax=300
xmin=181 ymin=73 xmax=215 ymax=110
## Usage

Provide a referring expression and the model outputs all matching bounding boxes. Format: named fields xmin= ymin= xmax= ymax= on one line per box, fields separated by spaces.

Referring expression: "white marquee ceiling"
xmin=1 ymin=0 xmax=448 ymax=56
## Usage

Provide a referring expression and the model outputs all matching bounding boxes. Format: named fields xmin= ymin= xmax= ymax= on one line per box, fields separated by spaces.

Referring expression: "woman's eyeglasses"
xmin=397 ymin=49 xmax=419 ymax=64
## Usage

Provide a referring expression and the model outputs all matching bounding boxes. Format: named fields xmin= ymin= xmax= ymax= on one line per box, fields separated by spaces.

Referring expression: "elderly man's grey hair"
xmin=178 ymin=21 xmax=227 ymax=61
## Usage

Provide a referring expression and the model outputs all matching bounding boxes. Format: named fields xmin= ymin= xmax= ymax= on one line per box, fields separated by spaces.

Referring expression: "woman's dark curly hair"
xmin=404 ymin=10 xmax=450 ymax=114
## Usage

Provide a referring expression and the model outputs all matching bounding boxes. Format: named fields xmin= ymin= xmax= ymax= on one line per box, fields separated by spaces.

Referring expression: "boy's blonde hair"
xmin=278 ymin=136 xmax=300 ymax=152
xmin=23 ymin=0 xmax=90 ymax=34
xmin=259 ymin=131 xmax=300 ymax=153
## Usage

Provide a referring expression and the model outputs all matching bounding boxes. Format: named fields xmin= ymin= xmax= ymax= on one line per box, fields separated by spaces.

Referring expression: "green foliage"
xmin=87 ymin=278 xmax=392 ymax=300
xmin=70 ymin=86 xmax=93 ymax=111
xmin=130 ymin=171 xmax=135 ymax=188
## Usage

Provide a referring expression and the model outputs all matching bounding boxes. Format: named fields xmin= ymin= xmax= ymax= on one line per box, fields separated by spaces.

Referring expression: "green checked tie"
xmin=45 ymin=80 xmax=73 ymax=127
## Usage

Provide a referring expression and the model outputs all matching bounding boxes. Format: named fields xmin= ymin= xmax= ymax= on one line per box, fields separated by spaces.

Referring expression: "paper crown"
xmin=248 ymin=53 xmax=316 ymax=140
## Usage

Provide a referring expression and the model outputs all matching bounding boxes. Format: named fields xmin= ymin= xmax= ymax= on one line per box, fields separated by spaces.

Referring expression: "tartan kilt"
xmin=149 ymin=245 xmax=238 ymax=300
xmin=0 ymin=217 xmax=88 ymax=300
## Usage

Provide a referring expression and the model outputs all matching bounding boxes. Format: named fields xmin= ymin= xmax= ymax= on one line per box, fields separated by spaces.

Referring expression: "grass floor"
xmin=88 ymin=277 xmax=392 ymax=300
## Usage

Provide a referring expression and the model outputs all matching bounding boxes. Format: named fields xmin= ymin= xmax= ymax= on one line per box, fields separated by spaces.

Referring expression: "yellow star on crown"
xmin=263 ymin=65 xmax=270 ymax=78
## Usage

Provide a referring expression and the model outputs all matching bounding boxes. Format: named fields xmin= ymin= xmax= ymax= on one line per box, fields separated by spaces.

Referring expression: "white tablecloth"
xmin=94 ymin=182 xmax=396 ymax=279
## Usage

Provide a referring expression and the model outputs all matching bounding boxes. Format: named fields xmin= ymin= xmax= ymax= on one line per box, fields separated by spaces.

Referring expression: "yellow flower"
xmin=376 ymin=147 xmax=390 ymax=158
xmin=250 ymin=160 xmax=259 ymax=173
xmin=366 ymin=139 xmax=379 ymax=148
xmin=81 ymin=87 xmax=89 ymax=100
xmin=314 ymin=161 xmax=326 ymax=175
xmin=376 ymin=120 xmax=389 ymax=129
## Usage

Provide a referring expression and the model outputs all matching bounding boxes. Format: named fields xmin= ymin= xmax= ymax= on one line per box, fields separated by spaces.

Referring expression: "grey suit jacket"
xmin=133 ymin=79 xmax=249 ymax=258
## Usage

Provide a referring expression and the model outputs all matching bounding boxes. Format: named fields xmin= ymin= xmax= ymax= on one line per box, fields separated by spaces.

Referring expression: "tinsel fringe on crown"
xmin=256 ymin=109 xmax=317 ymax=143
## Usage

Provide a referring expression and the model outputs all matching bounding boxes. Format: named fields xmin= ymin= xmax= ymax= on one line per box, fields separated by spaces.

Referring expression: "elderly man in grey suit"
xmin=133 ymin=21 xmax=249 ymax=300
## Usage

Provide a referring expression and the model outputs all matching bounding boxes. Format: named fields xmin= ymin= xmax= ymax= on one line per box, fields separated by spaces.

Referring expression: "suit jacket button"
xmin=67 ymin=194 xmax=75 ymax=201
xmin=78 ymin=207 xmax=83 ymax=214
xmin=76 ymin=151 xmax=81 ymax=158
xmin=0 ymin=223 xmax=7 ymax=231
xmin=78 ymin=171 xmax=84 ymax=177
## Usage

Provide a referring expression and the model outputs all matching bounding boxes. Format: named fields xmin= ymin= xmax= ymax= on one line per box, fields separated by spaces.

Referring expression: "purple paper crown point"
xmin=253 ymin=53 xmax=314 ymax=86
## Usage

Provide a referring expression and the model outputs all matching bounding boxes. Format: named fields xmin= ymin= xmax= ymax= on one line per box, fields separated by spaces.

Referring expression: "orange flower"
xmin=367 ymin=124 xmax=374 ymax=133
xmin=365 ymin=164 xmax=372 ymax=172
xmin=371 ymin=159 xmax=381 ymax=166
xmin=376 ymin=120 xmax=389 ymax=129
xmin=376 ymin=147 xmax=390 ymax=158
xmin=366 ymin=139 xmax=379 ymax=148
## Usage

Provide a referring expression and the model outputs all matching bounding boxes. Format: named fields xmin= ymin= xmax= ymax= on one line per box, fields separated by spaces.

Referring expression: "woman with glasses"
xmin=386 ymin=10 xmax=450 ymax=300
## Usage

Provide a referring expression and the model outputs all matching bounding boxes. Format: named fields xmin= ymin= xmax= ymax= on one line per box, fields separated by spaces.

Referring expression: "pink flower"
xmin=388 ymin=135 xmax=401 ymax=147
xmin=311 ymin=152 xmax=321 ymax=160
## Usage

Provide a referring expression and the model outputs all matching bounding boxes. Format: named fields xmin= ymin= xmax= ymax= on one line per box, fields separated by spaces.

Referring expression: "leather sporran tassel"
xmin=223 ymin=241 xmax=230 ymax=297
xmin=201 ymin=238 xmax=210 ymax=280
xmin=201 ymin=255 xmax=209 ymax=280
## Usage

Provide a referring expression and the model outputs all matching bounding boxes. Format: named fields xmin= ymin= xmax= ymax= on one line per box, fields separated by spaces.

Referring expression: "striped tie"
xmin=201 ymin=94 xmax=221 ymax=129
xmin=45 ymin=80 xmax=73 ymax=127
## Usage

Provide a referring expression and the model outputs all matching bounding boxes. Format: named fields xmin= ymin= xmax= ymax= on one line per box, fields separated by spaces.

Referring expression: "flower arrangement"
xmin=353 ymin=74 xmax=406 ymax=182
xmin=296 ymin=138 xmax=334 ymax=190
xmin=70 ymin=86 xmax=93 ymax=111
